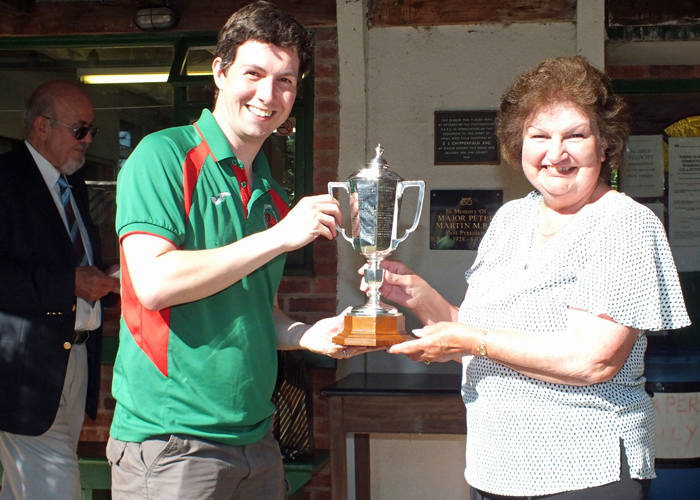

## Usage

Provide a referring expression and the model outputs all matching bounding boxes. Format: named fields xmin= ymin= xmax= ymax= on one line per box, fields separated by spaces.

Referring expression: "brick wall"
xmin=80 ymin=363 xmax=115 ymax=444
xmin=80 ymin=304 xmax=119 ymax=445
xmin=304 ymin=368 xmax=338 ymax=500
xmin=80 ymin=27 xmax=341 ymax=500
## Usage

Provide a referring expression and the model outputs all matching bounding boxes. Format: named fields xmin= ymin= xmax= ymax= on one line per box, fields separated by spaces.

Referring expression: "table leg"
xmin=329 ymin=397 xmax=347 ymax=500
xmin=354 ymin=433 xmax=371 ymax=500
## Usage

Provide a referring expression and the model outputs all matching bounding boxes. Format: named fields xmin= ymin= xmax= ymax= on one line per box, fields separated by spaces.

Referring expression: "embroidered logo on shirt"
xmin=211 ymin=192 xmax=231 ymax=205
xmin=264 ymin=203 xmax=279 ymax=228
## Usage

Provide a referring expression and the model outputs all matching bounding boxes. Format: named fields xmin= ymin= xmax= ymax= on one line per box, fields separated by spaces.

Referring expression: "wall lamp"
xmin=134 ymin=5 xmax=179 ymax=31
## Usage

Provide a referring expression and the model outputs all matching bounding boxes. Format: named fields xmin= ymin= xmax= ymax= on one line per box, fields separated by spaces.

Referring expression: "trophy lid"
xmin=348 ymin=143 xmax=402 ymax=181
xmin=367 ymin=144 xmax=389 ymax=169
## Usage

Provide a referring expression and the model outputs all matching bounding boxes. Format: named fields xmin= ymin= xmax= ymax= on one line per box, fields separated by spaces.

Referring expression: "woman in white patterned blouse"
xmin=385 ymin=56 xmax=691 ymax=500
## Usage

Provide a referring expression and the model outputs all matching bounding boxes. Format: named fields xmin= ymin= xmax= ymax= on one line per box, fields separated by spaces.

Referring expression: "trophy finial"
xmin=369 ymin=144 xmax=388 ymax=169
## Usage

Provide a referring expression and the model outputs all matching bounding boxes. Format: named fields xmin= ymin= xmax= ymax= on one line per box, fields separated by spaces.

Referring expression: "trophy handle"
xmin=328 ymin=181 xmax=354 ymax=245
xmin=392 ymin=180 xmax=425 ymax=251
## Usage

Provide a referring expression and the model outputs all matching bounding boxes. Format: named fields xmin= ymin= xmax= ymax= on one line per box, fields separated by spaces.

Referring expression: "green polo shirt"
xmin=111 ymin=109 xmax=289 ymax=446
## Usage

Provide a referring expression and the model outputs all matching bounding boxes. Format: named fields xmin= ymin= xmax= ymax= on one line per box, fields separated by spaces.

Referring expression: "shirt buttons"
xmin=241 ymin=181 xmax=247 ymax=188
xmin=63 ymin=342 xmax=72 ymax=350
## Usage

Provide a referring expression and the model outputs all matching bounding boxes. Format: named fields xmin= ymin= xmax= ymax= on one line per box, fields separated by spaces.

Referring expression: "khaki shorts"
xmin=107 ymin=431 xmax=287 ymax=500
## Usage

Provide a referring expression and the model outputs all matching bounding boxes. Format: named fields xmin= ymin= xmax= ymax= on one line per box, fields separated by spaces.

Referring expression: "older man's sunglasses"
xmin=42 ymin=115 xmax=99 ymax=140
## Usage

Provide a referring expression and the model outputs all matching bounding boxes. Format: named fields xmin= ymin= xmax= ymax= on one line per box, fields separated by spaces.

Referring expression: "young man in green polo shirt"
xmin=108 ymin=2 xmax=366 ymax=499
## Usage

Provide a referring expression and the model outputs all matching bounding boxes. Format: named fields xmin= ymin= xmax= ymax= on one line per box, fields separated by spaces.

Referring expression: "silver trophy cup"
xmin=329 ymin=145 xmax=425 ymax=346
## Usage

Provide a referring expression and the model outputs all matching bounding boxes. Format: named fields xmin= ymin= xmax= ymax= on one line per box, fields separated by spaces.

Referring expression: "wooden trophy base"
xmin=332 ymin=315 xmax=412 ymax=347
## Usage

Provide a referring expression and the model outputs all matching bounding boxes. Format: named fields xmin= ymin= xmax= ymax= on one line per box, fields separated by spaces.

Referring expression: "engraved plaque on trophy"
xmin=329 ymin=145 xmax=425 ymax=346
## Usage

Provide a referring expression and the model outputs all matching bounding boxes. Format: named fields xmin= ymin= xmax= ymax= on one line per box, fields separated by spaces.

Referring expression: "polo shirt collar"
xmin=194 ymin=109 xmax=233 ymax=163
xmin=195 ymin=108 xmax=274 ymax=188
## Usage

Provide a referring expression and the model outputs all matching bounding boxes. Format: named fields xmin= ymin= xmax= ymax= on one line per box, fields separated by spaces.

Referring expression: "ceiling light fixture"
xmin=134 ymin=5 xmax=179 ymax=31
xmin=77 ymin=67 xmax=171 ymax=84
xmin=80 ymin=73 xmax=169 ymax=84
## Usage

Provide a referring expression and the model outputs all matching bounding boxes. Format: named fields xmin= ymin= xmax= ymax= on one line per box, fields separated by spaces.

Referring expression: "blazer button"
xmin=63 ymin=342 xmax=72 ymax=350
xmin=72 ymin=304 xmax=76 ymax=312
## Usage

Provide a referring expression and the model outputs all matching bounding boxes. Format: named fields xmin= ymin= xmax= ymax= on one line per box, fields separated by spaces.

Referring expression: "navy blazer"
xmin=0 ymin=143 xmax=102 ymax=436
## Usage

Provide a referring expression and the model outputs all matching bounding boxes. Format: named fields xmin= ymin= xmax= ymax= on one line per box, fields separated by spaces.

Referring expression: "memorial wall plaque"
xmin=434 ymin=111 xmax=499 ymax=165
xmin=430 ymin=189 xmax=502 ymax=250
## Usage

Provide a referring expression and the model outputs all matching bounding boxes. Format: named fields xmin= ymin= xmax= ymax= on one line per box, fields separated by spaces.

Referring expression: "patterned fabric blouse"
xmin=459 ymin=191 xmax=690 ymax=496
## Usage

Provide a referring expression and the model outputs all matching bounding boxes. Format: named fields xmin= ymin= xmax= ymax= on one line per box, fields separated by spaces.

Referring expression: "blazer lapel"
xmin=19 ymin=146 xmax=80 ymax=263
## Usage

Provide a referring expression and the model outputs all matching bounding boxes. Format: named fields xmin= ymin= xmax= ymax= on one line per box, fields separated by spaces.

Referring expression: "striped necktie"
xmin=57 ymin=175 xmax=88 ymax=266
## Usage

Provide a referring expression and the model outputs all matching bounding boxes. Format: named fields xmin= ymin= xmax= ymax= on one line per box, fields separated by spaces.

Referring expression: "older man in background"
xmin=0 ymin=80 xmax=119 ymax=500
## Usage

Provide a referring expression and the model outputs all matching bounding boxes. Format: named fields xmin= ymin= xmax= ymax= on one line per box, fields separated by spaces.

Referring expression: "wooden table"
xmin=322 ymin=373 xmax=465 ymax=500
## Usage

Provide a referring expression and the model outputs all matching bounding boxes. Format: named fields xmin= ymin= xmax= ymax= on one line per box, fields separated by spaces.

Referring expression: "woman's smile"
xmin=543 ymin=165 xmax=577 ymax=173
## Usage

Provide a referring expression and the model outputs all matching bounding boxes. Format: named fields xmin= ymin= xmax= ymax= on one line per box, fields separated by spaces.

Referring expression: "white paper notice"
xmin=620 ymin=135 xmax=665 ymax=198
xmin=669 ymin=137 xmax=700 ymax=272
xmin=653 ymin=392 xmax=700 ymax=459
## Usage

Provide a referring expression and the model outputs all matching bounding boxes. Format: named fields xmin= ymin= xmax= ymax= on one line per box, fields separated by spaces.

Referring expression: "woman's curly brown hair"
xmin=496 ymin=56 xmax=630 ymax=183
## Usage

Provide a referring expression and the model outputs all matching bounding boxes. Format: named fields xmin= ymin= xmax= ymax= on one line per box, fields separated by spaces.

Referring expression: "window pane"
xmin=183 ymin=46 xmax=216 ymax=77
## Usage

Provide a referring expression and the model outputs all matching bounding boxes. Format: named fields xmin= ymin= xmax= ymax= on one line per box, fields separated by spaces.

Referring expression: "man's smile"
xmin=246 ymin=105 xmax=274 ymax=118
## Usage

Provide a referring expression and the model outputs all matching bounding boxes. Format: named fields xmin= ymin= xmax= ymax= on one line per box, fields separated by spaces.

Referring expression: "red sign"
xmin=277 ymin=120 xmax=294 ymax=136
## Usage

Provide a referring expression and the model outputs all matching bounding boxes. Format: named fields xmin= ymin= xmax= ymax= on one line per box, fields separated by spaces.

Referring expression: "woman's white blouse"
xmin=459 ymin=191 xmax=690 ymax=496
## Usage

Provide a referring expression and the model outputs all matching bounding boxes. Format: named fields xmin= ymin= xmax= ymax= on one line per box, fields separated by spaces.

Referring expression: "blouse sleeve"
xmin=568 ymin=201 xmax=690 ymax=331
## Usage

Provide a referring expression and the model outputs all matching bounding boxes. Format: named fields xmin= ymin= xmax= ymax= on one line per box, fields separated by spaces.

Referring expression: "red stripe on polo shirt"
xmin=119 ymin=243 xmax=171 ymax=377
xmin=269 ymin=189 xmax=290 ymax=220
xmin=183 ymin=124 xmax=216 ymax=226
xmin=232 ymin=167 xmax=251 ymax=218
